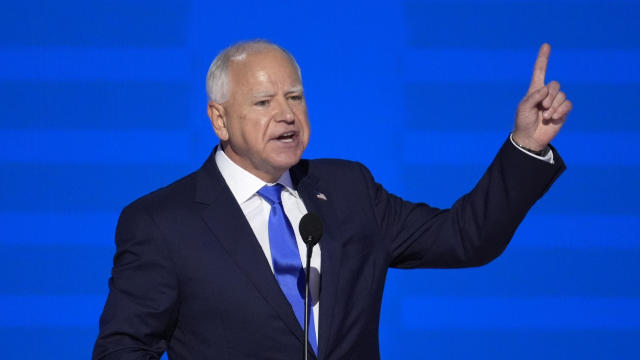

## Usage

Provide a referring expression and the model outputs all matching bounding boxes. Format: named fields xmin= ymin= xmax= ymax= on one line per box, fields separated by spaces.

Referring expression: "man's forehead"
xmin=230 ymin=49 xmax=299 ymax=77
xmin=229 ymin=52 xmax=302 ymax=93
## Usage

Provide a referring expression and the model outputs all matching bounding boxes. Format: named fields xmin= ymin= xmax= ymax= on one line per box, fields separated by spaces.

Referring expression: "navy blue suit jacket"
xmin=93 ymin=138 xmax=564 ymax=359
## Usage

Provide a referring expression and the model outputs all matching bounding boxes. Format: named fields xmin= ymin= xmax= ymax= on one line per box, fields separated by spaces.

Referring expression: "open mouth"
xmin=275 ymin=131 xmax=296 ymax=143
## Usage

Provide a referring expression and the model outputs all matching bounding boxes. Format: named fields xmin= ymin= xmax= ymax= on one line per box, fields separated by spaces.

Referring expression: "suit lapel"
xmin=195 ymin=152 xmax=312 ymax=355
xmin=292 ymin=161 xmax=343 ymax=360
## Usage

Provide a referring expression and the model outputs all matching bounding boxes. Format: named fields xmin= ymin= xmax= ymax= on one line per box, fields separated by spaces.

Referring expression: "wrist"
xmin=510 ymin=133 xmax=551 ymax=157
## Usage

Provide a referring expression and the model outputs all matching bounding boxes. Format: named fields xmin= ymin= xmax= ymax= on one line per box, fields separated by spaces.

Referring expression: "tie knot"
xmin=257 ymin=184 xmax=284 ymax=205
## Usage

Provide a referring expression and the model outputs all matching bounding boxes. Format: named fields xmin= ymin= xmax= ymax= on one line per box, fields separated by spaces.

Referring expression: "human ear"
xmin=208 ymin=101 xmax=229 ymax=141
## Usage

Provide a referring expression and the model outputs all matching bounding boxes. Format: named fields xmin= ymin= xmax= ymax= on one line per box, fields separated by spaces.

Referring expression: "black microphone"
xmin=299 ymin=212 xmax=323 ymax=360
xmin=300 ymin=212 xmax=322 ymax=247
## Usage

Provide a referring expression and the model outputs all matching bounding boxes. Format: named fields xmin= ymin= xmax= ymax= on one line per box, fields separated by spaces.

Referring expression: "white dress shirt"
xmin=215 ymin=147 xmax=321 ymax=341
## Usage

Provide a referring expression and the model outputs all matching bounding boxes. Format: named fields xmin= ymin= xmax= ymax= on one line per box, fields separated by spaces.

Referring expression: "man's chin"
xmin=268 ymin=152 xmax=303 ymax=171
xmin=272 ymin=157 xmax=302 ymax=170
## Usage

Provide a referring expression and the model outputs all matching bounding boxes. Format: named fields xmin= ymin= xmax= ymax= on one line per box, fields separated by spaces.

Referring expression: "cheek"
xmin=299 ymin=116 xmax=310 ymax=139
xmin=294 ymin=107 xmax=310 ymax=129
xmin=233 ymin=114 xmax=267 ymax=142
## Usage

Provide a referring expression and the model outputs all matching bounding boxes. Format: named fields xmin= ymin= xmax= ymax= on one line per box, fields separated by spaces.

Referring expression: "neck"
xmin=219 ymin=144 xmax=284 ymax=183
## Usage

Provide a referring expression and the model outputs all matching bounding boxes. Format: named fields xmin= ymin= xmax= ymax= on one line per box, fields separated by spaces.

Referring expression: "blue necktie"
xmin=257 ymin=184 xmax=318 ymax=355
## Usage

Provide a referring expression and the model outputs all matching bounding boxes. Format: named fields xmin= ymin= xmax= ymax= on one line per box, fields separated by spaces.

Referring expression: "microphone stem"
xmin=304 ymin=242 xmax=313 ymax=360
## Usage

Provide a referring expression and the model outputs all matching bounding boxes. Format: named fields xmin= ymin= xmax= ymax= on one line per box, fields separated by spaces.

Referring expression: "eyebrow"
xmin=286 ymin=85 xmax=303 ymax=94
xmin=252 ymin=91 xmax=275 ymax=98
xmin=252 ymin=85 xmax=303 ymax=98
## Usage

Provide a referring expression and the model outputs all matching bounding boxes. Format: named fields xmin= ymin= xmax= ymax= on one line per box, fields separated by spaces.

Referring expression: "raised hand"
xmin=513 ymin=44 xmax=572 ymax=151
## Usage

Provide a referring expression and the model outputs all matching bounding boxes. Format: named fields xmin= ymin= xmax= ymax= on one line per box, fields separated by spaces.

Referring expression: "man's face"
xmin=210 ymin=49 xmax=310 ymax=182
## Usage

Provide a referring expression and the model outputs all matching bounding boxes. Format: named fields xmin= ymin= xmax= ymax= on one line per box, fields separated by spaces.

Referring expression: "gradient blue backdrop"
xmin=1 ymin=0 xmax=639 ymax=358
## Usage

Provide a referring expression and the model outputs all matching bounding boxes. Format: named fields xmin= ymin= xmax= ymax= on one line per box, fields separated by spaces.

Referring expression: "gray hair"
xmin=206 ymin=40 xmax=302 ymax=103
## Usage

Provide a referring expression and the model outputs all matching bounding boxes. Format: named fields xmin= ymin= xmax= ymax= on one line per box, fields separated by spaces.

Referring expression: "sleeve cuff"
xmin=509 ymin=133 xmax=555 ymax=164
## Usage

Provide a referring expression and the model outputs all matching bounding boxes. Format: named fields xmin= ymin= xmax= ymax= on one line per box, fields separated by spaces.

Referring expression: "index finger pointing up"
xmin=528 ymin=43 xmax=551 ymax=94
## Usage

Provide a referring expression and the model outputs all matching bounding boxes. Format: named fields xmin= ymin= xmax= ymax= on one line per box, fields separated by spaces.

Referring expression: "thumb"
xmin=520 ymin=86 xmax=548 ymax=109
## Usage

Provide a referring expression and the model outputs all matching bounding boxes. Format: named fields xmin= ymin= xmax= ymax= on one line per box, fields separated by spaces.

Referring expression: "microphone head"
xmin=299 ymin=212 xmax=323 ymax=247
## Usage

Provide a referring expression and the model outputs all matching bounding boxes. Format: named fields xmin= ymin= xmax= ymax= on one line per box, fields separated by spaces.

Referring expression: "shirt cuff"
xmin=509 ymin=133 xmax=555 ymax=164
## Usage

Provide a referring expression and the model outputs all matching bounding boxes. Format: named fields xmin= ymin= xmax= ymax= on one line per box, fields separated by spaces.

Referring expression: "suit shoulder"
xmin=304 ymin=158 xmax=369 ymax=174
xmin=297 ymin=158 xmax=375 ymax=187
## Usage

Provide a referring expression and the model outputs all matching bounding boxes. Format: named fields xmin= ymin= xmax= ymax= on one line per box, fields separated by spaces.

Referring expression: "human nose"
xmin=273 ymin=96 xmax=295 ymax=123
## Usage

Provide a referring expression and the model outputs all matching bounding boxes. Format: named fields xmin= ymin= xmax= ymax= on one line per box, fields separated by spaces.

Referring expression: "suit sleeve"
xmin=93 ymin=203 xmax=179 ymax=360
xmin=362 ymin=137 xmax=565 ymax=269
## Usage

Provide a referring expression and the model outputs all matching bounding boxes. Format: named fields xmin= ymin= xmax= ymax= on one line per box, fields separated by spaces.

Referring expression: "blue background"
xmin=1 ymin=0 xmax=639 ymax=358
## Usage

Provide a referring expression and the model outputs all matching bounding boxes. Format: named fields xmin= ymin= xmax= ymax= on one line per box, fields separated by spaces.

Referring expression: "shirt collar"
xmin=214 ymin=146 xmax=296 ymax=204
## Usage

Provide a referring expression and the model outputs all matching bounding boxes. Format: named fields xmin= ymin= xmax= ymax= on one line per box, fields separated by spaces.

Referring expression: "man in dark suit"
xmin=93 ymin=40 xmax=571 ymax=359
